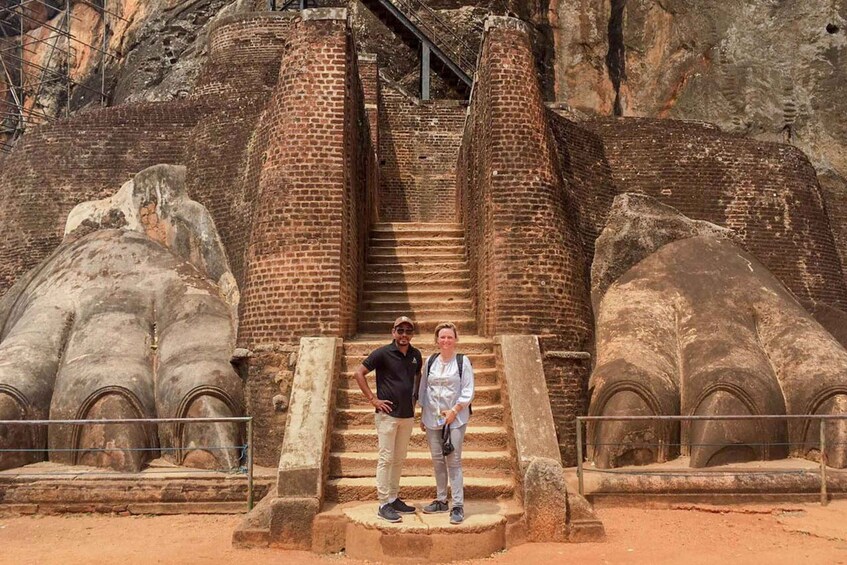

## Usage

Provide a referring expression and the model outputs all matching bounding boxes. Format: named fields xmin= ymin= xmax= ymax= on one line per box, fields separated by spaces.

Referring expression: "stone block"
xmin=268 ymin=497 xmax=321 ymax=550
xmin=496 ymin=335 xmax=561 ymax=471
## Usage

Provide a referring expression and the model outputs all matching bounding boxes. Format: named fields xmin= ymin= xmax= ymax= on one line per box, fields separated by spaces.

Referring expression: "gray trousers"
xmin=425 ymin=424 xmax=467 ymax=507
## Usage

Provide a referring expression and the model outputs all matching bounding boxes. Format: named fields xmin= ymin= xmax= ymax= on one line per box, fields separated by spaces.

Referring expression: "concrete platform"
xmin=566 ymin=457 xmax=847 ymax=507
xmin=0 ymin=460 xmax=275 ymax=515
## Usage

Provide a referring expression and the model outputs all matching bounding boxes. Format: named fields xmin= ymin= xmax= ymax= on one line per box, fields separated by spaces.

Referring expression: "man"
xmin=353 ymin=316 xmax=422 ymax=522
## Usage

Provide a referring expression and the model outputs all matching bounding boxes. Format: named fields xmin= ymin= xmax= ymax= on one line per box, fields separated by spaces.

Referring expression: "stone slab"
xmin=495 ymin=335 xmax=561 ymax=470
xmin=277 ymin=337 xmax=341 ymax=497
xmin=566 ymin=457 xmax=847 ymax=506
xmin=342 ymin=500 xmax=507 ymax=562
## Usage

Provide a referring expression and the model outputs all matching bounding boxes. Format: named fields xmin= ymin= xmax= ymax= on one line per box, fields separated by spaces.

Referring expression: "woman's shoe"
xmin=378 ymin=503 xmax=402 ymax=523
xmin=422 ymin=500 xmax=449 ymax=514
xmin=449 ymin=506 xmax=464 ymax=524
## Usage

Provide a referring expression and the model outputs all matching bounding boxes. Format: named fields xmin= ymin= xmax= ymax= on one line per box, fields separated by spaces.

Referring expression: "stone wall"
xmin=377 ymin=85 xmax=466 ymax=221
xmin=550 ymin=113 xmax=847 ymax=312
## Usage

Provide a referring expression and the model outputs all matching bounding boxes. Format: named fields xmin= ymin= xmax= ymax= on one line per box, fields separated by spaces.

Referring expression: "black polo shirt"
xmin=362 ymin=341 xmax=422 ymax=419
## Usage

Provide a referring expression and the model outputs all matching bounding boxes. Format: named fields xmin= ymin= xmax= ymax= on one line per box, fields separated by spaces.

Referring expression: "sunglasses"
xmin=394 ymin=327 xmax=414 ymax=335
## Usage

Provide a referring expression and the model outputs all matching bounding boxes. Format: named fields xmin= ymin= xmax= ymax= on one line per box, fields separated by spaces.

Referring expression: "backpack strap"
xmin=427 ymin=353 xmax=439 ymax=377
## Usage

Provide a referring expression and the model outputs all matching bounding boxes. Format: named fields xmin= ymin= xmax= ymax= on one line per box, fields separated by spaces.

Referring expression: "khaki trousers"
xmin=375 ymin=412 xmax=414 ymax=505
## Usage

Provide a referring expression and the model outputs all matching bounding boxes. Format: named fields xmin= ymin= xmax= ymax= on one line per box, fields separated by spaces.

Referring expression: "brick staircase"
xmin=317 ymin=222 xmax=519 ymax=560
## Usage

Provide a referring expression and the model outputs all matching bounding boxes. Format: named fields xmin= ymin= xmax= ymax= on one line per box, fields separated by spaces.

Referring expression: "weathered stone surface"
xmin=268 ymin=496 xmax=321 ymax=550
xmin=589 ymin=194 xmax=847 ymax=469
xmin=0 ymin=168 xmax=242 ymax=473
xmin=277 ymin=337 xmax=341 ymax=498
xmin=522 ymin=457 xmax=567 ymax=542
xmin=591 ymin=192 xmax=736 ymax=310
xmin=66 ymin=164 xmax=239 ymax=315
xmin=342 ymin=500 xmax=507 ymax=562
xmin=496 ymin=335 xmax=561 ymax=472
xmin=548 ymin=0 xmax=847 ymax=200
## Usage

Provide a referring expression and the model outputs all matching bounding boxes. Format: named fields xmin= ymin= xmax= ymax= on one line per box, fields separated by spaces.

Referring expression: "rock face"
xmin=549 ymin=0 xmax=847 ymax=202
xmin=589 ymin=193 xmax=847 ymax=469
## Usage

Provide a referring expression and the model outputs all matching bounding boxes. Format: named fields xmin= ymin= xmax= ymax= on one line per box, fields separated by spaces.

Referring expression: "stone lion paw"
xmin=0 ymin=165 xmax=243 ymax=472
xmin=588 ymin=194 xmax=847 ymax=469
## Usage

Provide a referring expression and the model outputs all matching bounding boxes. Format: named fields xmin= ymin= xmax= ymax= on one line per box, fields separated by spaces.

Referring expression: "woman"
xmin=417 ymin=321 xmax=474 ymax=525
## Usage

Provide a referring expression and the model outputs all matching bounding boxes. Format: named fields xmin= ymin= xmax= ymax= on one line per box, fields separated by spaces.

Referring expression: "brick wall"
xmin=185 ymin=13 xmax=293 ymax=288
xmin=193 ymin=13 xmax=296 ymax=99
xmin=377 ymin=84 xmax=466 ymax=221
xmin=550 ymin=114 xmax=847 ymax=311
xmin=457 ymin=17 xmax=592 ymax=346
xmin=456 ymin=17 xmax=593 ymax=464
xmin=238 ymin=9 xmax=376 ymax=349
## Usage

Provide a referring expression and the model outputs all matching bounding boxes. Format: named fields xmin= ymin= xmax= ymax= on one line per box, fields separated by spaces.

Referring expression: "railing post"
xmin=420 ymin=42 xmax=431 ymax=101
xmin=576 ymin=417 xmax=584 ymax=497
xmin=247 ymin=416 xmax=255 ymax=511
xmin=820 ymin=419 xmax=828 ymax=507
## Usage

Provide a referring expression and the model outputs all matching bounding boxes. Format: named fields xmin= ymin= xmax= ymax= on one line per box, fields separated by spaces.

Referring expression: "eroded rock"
xmin=589 ymin=194 xmax=847 ymax=469
xmin=0 ymin=166 xmax=243 ymax=473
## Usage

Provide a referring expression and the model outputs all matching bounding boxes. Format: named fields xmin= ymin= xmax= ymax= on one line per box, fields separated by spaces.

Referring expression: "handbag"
xmin=441 ymin=424 xmax=455 ymax=456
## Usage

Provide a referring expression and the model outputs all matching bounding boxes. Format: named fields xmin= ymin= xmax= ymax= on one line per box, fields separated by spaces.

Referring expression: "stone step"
xmin=362 ymin=288 xmax=471 ymax=302
xmin=366 ymin=254 xmax=467 ymax=266
xmin=335 ymin=404 xmax=503 ymax=427
xmin=361 ymin=298 xmax=472 ymax=310
xmin=359 ymin=308 xmax=474 ymax=323
xmin=364 ymin=273 xmax=470 ymax=287
xmin=325 ymin=476 xmax=514 ymax=503
xmin=359 ymin=318 xmax=477 ymax=334
xmin=370 ymin=237 xmax=465 ymax=248
xmin=338 ymin=368 xmax=498 ymax=388
xmin=331 ymin=426 xmax=508 ymax=452
xmin=331 ymin=500 xmax=513 ymax=562
xmin=365 ymin=262 xmax=469 ymax=275
xmin=336 ymin=384 xmax=501 ymax=408
xmin=368 ymin=246 xmax=465 ymax=258
xmin=328 ymin=450 xmax=513 ymax=478
xmin=339 ymin=353 xmax=496 ymax=371
xmin=371 ymin=223 xmax=464 ymax=238
xmin=342 ymin=337 xmax=494 ymax=355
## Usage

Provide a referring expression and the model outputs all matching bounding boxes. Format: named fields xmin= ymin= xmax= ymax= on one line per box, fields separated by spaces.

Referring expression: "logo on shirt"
xmin=412 ymin=358 xmax=418 ymax=364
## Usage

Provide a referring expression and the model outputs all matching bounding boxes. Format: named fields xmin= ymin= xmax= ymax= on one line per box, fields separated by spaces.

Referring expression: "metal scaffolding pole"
xmin=0 ymin=0 xmax=118 ymax=152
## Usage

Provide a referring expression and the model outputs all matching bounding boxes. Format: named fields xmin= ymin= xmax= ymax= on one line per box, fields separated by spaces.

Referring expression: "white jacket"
xmin=418 ymin=354 xmax=474 ymax=430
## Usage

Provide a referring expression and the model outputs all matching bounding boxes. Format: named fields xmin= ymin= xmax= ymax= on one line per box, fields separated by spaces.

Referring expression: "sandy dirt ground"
xmin=1 ymin=502 xmax=846 ymax=565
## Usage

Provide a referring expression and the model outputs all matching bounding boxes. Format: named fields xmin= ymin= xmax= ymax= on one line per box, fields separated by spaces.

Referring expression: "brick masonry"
xmin=377 ymin=83 xmax=466 ymax=221
xmin=238 ymin=10 xmax=375 ymax=349
xmin=550 ymin=113 xmax=847 ymax=312
xmin=1 ymin=9 xmax=847 ymax=473
xmin=456 ymin=17 xmax=594 ymax=464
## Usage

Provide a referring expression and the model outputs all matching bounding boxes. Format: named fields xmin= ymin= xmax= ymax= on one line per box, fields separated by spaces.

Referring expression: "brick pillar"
xmin=459 ymin=16 xmax=592 ymax=348
xmin=239 ymin=8 xmax=351 ymax=348
xmin=457 ymin=16 xmax=594 ymax=465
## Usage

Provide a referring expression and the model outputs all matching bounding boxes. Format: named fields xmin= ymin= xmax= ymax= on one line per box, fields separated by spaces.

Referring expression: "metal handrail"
xmin=1 ymin=416 xmax=256 ymax=510
xmin=575 ymin=414 xmax=847 ymax=507
xmin=387 ymin=0 xmax=477 ymax=72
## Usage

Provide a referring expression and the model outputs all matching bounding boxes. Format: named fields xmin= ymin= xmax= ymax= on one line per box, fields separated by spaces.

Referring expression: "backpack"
xmin=424 ymin=353 xmax=472 ymax=416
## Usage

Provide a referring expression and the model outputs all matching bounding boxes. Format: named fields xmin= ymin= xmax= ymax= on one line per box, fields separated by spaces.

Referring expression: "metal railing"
xmin=0 ymin=416 xmax=255 ymax=510
xmin=575 ymin=414 xmax=847 ymax=506
xmin=381 ymin=0 xmax=479 ymax=76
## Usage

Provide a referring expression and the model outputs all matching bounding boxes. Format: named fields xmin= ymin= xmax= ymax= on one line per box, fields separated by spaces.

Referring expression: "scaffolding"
xmin=0 ymin=0 xmax=125 ymax=152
